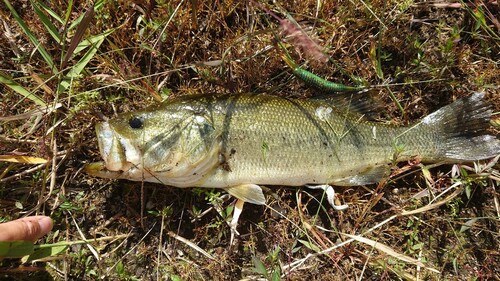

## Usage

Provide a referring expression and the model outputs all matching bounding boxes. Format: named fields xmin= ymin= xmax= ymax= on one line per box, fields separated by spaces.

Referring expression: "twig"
xmin=0 ymin=163 xmax=48 ymax=183
xmin=167 ymin=231 xmax=215 ymax=260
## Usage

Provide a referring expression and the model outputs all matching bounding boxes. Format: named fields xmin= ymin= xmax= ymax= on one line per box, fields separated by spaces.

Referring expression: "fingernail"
xmin=37 ymin=217 xmax=54 ymax=234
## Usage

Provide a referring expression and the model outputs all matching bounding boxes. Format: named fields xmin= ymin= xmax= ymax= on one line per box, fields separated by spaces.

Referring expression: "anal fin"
xmin=333 ymin=165 xmax=389 ymax=186
xmin=224 ymin=184 xmax=266 ymax=205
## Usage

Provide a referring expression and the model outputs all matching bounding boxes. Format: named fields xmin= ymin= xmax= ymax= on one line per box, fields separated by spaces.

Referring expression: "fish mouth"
xmin=84 ymin=161 xmax=125 ymax=179
xmin=86 ymin=121 xmax=142 ymax=177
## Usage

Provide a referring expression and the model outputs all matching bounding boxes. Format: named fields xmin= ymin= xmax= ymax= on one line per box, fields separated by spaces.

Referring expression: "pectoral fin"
xmin=333 ymin=165 xmax=389 ymax=186
xmin=224 ymin=184 xmax=266 ymax=205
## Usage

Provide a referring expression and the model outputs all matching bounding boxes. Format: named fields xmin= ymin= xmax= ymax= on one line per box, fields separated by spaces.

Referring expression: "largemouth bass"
xmin=86 ymin=92 xmax=500 ymax=206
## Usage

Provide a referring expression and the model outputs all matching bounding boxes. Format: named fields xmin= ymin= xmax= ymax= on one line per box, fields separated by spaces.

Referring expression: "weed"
xmin=251 ymin=246 xmax=282 ymax=281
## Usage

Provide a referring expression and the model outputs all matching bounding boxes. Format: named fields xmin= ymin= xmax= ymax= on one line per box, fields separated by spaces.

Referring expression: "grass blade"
xmin=3 ymin=0 xmax=56 ymax=74
xmin=57 ymin=28 xmax=114 ymax=93
xmin=0 ymin=71 xmax=46 ymax=106
xmin=37 ymin=1 xmax=64 ymax=24
xmin=73 ymin=29 xmax=113 ymax=55
xmin=62 ymin=5 xmax=95 ymax=69
xmin=343 ymin=233 xmax=439 ymax=273
xmin=0 ymin=241 xmax=34 ymax=258
xmin=69 ymin=29 xmax=114 ymax=77
xmin=23 ymin=244 xmax=68 ymax=262
xmin=31 ymin=0 xmax=61 ymax=43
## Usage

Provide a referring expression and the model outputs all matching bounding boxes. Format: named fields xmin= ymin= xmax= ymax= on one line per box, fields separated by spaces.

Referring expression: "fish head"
xmin=86 ymin=100 xmax=221 ymax=185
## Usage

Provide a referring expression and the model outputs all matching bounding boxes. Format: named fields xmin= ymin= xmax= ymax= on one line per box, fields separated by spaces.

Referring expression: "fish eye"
xmin=128 ymin=116 xmax=143 ymax=129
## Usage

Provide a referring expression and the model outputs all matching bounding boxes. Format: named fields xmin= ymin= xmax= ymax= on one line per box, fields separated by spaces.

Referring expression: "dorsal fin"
xmin=312 ymin=91 xmax=383 ymax=120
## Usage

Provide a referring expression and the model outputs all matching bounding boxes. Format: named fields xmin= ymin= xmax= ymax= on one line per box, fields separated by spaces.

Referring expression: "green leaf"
xmin=57 ymin=28 xmax=114 ymax=93
xmin=116 ymin=260 xmax=125 ymax=275
xmin=73 ymin=29 xmax=115 ymax=57
xmin=0 ymin=71 xmax=46 ymax=106
xmin=0 ymin=241 xmax=34 ymax=258
xmin=271 ymin=270 xmax=281 ymax=281
xmin=460 ymin=218 xmax=478 ymax=233
xmin=31 ymin=0 xmax=61 ymax=43
xmin=23 ymin=244 xmax=67 ymax=262
xmin=473 ymin=8 xmax=487 ymax=30
xmin=465 ymin=184 xmax=472 ymax=199
xmin=3 ymin=0 xmax=56 ymax=73
xmin=297 ymin=239 xmax=321 ymax=252
xmin=37 ymin=1 xmax=65 ymax=24
xmin=170 ymin=275 xmax=184 ymax=281
xmin=63 ymin=0 xmax=75 ymax=30
xmin=369 ymin=43 xmax=384 ymax=80
xmin=252 ymin=256 xmax=268 ymax=276
xmin=225 ymin=204 xmax=234 ymax=218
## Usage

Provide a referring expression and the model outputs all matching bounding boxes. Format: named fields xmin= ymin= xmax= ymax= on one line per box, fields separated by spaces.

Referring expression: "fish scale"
xmin=208 ymin=95 xmax=404 ymax=187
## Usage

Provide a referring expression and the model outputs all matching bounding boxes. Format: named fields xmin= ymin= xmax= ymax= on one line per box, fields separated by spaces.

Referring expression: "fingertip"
xmin=37 ymin=216 xmax=53 ymax=236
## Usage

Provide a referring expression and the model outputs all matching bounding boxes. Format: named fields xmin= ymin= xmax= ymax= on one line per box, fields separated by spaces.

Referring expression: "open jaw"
xmin=85 ymin=121 xmax=142 ymax=179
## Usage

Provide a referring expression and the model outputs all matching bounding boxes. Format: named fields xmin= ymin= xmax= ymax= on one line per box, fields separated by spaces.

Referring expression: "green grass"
xmin=1 ymin=0 xmax=499 ymax=280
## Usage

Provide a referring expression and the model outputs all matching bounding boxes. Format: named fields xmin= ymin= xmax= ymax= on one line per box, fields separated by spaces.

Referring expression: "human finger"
xmin=0 ymin=216 xmax=53 ymax=242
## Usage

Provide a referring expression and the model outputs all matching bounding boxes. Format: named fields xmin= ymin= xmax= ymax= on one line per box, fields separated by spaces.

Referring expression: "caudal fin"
xmin=420 ymin=92 xmax=500 ymax=161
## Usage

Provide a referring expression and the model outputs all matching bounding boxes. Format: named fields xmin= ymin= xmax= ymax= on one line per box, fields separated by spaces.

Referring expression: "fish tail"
xmin=419 ymin=92 xmax=500 ymax=161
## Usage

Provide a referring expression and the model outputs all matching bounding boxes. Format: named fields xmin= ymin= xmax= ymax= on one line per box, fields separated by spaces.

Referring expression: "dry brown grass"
xmin=1 ymin=0 xmax=499 ymax=280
